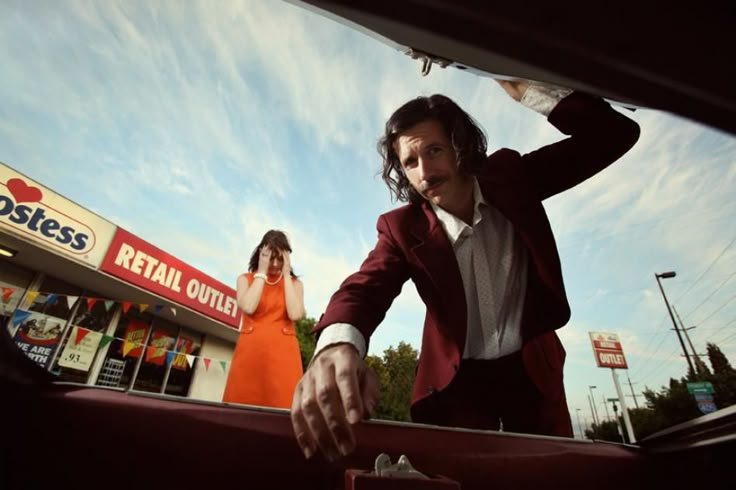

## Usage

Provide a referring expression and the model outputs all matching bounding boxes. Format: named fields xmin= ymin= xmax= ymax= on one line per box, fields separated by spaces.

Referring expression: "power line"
xmin=694 ymin=292 xmax=736 ymax=326
xmin=681 ymin=269 xmax=736 ymax=318
xmin=675 ymin=231 xmax=736 ymax=303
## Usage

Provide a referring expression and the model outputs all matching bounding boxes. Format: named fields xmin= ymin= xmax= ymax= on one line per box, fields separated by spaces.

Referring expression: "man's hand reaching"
xmin=290 ymin=343 xmax=379 ymax=461
xmin=495 ymin=79 xmax=531 ymax=102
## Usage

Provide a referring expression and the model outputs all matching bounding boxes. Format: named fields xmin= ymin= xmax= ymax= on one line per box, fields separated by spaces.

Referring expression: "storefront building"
xmin=1 ymin=161 xmax=240 ymax=401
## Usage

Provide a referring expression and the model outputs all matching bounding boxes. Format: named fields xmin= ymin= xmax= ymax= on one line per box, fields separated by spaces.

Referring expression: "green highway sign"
xmin=686 ymin=381 xmax=715 ymax=394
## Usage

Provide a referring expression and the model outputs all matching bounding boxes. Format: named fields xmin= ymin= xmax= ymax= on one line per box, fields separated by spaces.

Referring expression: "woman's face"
xmin=266 ymin=248 xmax=283 ymax=275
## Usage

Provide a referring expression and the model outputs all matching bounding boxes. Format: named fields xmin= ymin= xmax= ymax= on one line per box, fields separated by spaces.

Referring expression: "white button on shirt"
xmin=431 ymin=179 xmax=527 ymax=359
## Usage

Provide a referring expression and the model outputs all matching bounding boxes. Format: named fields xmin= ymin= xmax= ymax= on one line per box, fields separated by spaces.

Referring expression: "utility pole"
xmin=655 ymin=272 xmax=695 ymax=375
xmin=588 ymin=385 xmax=600 ymax=426
xmin=588 ymin=394 xmax=598 ymax=427
xmin=672 ymin=304 xmax=708 ymax=375
xmin=602 ymin=395 xmax=611 ymax=421
xmin=625 ymin=372 xmax=641 ymax=409
xmin=575 ymin=408 xmax=585 ymax=439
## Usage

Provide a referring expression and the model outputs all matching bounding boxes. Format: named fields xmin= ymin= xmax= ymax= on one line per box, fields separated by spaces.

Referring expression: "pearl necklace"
xmin=265 ymin=272 xmax=283 ymax=285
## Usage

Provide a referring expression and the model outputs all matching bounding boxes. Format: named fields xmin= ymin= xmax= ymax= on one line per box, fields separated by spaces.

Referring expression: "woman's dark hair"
xmin=378 ymin=94 xmax=487 ymax=203
xmin=248 ymin=230 xmax=296 ymax=276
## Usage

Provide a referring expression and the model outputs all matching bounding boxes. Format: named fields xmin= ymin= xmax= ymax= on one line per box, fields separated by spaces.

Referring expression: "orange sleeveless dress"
xmin=222 ymin=272 xmax=303 ymax=408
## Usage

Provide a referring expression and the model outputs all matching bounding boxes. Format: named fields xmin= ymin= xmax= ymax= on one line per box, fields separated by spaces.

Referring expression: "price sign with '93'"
xmin=57 ymin=327 xmax=104 ymax=372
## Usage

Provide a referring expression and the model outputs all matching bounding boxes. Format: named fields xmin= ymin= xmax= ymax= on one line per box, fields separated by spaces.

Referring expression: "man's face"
xmin=395 ymin=119 xmax=471 ymax=210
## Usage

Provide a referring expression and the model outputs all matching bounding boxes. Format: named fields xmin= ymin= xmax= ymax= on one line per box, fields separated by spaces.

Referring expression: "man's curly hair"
xmin=378 ymin=94 xmax=488 ymax=203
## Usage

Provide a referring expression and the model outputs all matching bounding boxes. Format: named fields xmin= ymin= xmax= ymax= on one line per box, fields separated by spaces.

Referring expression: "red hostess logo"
xmin=0 ymin=178 xmax=95 ymax=254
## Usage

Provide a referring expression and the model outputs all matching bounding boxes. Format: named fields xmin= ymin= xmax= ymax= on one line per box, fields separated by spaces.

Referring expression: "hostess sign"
xmin=589 ymin=331 xmax=628 ymax=369
xmin=100 ymin=228 xmax=240 ymax=328
xmin=0 ymin=162 xmax=116 ymax=267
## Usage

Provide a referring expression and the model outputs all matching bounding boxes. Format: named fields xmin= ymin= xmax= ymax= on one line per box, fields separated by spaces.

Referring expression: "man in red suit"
xmin=291 ymin=79 xmax=640 ymax=461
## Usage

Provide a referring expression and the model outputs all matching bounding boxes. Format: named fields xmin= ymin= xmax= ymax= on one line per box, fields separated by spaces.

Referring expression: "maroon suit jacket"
xmin=315 ymin=93 xmax=640 ymax=419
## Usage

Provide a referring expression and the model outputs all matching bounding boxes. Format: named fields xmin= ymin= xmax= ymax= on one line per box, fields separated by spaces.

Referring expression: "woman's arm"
xmin=282 ymin=251 xmax=305 ymax=320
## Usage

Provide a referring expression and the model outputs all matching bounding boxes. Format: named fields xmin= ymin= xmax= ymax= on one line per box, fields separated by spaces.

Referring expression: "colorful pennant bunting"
xmin=1 ymin=287 xmax=14 ymax=303
xmin=26 ymin=291 xmax=39 ymax=305
xmin=73 ymin=327 xmax=91 ymax=346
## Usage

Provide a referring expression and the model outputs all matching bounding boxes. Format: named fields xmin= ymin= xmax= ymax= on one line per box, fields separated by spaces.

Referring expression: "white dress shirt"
xmin=314 ymin=83 xmax=572 ymax=360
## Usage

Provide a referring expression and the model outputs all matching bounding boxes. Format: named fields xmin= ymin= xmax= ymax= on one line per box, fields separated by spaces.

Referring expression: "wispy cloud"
xmin=1 ymin=0 xmax=734 ymax=415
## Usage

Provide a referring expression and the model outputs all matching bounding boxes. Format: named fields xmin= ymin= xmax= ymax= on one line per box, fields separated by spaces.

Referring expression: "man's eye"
xmin=427 ymin=146 xmax=442 ymax=156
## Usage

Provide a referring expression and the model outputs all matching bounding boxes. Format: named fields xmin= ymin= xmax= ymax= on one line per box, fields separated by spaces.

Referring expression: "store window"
xmin=49 ymin=292 xmax=116 ymax=383
xmin=164 ymin=328 xmax=202 ymax=397
xmin=94 ymin=307 xmax=202 ymax=397
xmin=98 ymin=306 xmax=154 ymax=390
xmin=0 ymin=258 xmax=33 ymax=330
xmin=132 ymin=317 xmax=177 ymax=393
xmin=12 ymin=275 xmax=81 ymax=370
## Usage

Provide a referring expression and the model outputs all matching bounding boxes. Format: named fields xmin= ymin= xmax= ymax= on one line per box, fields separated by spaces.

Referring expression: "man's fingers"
xmin=290 ymin=382 xmax=316 ymax=459
xmin=361 ymin=366 xmax=380 ymax=417
xmin=314 ymin=360 xmax=356 ymax=458
xmin=334 ymin=356 xmax=365 ymax=426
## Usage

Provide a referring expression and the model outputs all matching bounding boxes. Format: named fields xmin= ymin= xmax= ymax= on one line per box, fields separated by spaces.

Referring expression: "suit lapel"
xmin=408 ymin=202 xmax=467 ymax=347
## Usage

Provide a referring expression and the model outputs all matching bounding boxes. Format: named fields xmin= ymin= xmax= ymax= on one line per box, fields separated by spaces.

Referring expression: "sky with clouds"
xmin=1 ymin=0 xmax=735 ymax=436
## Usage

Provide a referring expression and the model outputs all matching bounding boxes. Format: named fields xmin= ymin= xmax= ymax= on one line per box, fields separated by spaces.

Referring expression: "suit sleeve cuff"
xmin=314 ymin=323 xmax=367 ymax=359
xmin=521 ymin=83 xmax=574 ymax=117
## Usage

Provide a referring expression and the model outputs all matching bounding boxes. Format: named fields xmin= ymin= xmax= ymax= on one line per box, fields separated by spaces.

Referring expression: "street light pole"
xmin=588 ymin=385 xmax=600 ymax=426
xmin=654 ymin=271 xmax=695 ymax=374
xmin=587 ymin=394 xmax=598 ymax=427
xmin=575 ymin=408 xmax=585 ymax=439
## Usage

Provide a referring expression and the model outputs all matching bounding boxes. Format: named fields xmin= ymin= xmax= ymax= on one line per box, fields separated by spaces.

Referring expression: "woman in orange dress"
xmin=222 ymin=230 xmax=305 ymax=408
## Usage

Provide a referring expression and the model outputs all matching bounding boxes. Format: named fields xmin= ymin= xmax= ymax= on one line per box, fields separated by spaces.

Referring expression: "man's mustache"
xmin=418 ymin=176 xmax=445 ymax=192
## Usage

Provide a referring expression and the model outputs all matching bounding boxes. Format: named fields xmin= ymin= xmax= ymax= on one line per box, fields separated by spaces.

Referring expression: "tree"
xmin=585 ymin=420 xmax=623 ymax=443
xmin=705 ymin=342 xmax=736 ymax=408
xmin=365 ymin=341 xmax=418 ymax=422
xmin=294 ymin=317 xmax=316 ymax=370
xmin=641 ymin=377 xmax=700 ymax=429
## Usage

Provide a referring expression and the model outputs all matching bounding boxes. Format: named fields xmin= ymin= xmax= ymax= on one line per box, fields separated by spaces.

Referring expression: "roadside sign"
xmin=589 ymin=331 xmax=628 ymax=369
xmin=686 ymin=381 xmax=715 ymax=394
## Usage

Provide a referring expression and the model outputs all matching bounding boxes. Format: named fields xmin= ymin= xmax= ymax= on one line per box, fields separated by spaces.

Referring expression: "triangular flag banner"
xmin=165 ymin=351 xmax=176 ymax=366
xmin=186 ymin=354 xmax=195 ymax=368
xmin=74 ymin=327 xmax=91 ymax=346
xmin=203 ymin=358 xmax=211 ymax=371
xmin=26 ymin=291 xmax=40 ymax=304
xmin=122 ymin=301 xmax=133 ymax=314
xmin=170 ymin=307 xmax=177 ymax=316
xmin=1 ymin=287 xmax=14 ymax=303
xmin=122 ymin=341 xmax=136 ymax=357
xmin=99 ymin=335 xmax=114 ymax=349
xmin=66 ymin=295 xmax=79 ymax=309
xmin=45 ymin=293 xmax=58 ymax=305
xmin=104 ymin=300 xmax=115 ymax=312
xmin=220 ymin=361 xmax=227 ymax=373
xmin=146 ymin=346 xmax=156 ymax=359
xmin=139 ymin=304 xmax=149 ymax=313
xmin=86 ymin=297 xmax=98 ymax=310
xmin=10 ymin=309 xmax=33 ymax=329
xmin=153 ymin=305 xmax=163 ymax=316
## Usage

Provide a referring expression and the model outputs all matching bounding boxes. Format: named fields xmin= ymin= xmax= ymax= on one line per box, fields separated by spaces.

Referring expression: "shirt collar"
xmin=430 ymin=178 xmax=487 ymax=246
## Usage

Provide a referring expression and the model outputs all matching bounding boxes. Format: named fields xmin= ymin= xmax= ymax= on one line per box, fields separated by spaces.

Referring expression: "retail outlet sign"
xmin=589 ymin=331 xmax=628 ymax=369
xmin=100 ymin=228 xmax=240 ymax=328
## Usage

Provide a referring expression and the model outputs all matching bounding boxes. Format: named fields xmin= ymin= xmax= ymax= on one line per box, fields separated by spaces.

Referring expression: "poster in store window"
xmin=144 ymin=329 xmax=176 ymax=365
xmin=57 ymin=326 xmax=103 ymax=372
xmin=171 ymin=335 xmax=197 ymax=370
xmin=11 ymin=309 xmax=64 ymax=368
xmin=119 ymin=319 xmax=150 ymax=358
